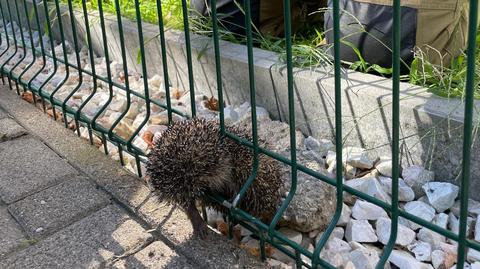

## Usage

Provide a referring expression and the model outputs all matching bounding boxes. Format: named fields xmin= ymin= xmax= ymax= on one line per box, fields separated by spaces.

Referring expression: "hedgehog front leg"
xmin=185 ymin=201 xmax=209 ymax=239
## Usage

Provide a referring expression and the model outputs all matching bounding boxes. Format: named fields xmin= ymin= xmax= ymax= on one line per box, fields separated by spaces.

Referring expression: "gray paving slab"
xmin=0 ymin=207 xmax=27 ymax=258
xmin=100 ymin=174 xmax=153 ymax=212
xmin=0 ymin=109 xmax=7 ymax=119
xmin=110 ymin=241 xmax=195 ymax=269
xmin=0 ymin=138 xmax=77 ymax=204
xmin=0 ymin=118 xmax=27 ymax=142
xmin=137 ymin=197 xmax=266 ymax=269
xmin=0 ymin=88 xmax=266 ymax=268
xmin=8 ymin=177 xmax=111 ymax=238
xmin=0 ymin=205 xmax=153 ymax=269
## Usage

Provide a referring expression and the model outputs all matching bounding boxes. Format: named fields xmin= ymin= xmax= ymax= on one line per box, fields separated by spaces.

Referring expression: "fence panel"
xmin=0 ymin=0 xmax=479 ymax=268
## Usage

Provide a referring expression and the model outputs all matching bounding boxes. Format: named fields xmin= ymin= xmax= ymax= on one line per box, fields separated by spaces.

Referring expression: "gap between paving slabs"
xmin=0 ymin=87 xmax=265 ymax=268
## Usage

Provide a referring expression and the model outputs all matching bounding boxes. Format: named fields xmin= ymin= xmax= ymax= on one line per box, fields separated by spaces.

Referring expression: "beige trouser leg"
xmin=259 ymin=0 xmax=304 ymax=37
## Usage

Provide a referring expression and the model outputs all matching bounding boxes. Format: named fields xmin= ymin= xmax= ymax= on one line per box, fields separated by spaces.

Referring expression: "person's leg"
xmin=259 ymin=0 xmax=307 ymax=37
xmin=190 ymin=0 xmax=261 ymax=37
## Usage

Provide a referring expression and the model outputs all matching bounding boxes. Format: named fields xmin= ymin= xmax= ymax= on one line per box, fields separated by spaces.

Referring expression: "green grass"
xmin=408 ymin=37 xmax=480 ymax=99
xmin=59 ymin=1 xmax=479 ymax=99
xmin=63 ymin=0 xmax=185 ymax=28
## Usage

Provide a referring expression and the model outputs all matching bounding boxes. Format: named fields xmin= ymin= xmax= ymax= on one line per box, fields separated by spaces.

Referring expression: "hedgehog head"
xmin=146 ymin=118 xmax=232 ymax=207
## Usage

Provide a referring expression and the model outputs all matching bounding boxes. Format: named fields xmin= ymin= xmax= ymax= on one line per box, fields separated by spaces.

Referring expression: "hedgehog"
xmin=146 ymin=118 xmax=283 ymax=239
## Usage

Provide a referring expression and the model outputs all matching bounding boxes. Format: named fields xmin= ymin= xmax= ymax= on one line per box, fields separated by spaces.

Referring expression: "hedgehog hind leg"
xmin=184 ymin=201 xmax=209 ymax=239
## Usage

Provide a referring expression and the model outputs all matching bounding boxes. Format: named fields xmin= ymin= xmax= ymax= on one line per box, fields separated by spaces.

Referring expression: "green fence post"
xmin=155 ymin=0 xmax=173 ymax=124
xmin=456 ymin=0 xmax=479 ymax=266
xmin=61 ymin=0 xmax=85 ymax=134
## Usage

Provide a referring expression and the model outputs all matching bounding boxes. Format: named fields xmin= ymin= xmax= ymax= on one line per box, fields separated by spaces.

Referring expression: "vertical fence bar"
xmin=27 ymin=0 xmax=48 ymax=105
xmin=1 ymin=2 xmax=18 ymax=90
xmin=128 ymin=0 xmax=152 ymax=177
xmin=91 ymin=0 xmax=114 ymax=133
xmin=74 ymin=1 xmax=98 ymax=142
xmin=456 ymin=0 xmax=478 ymax=266
xmin=0 ymin=4 xmax=3 ymax=52
xmin=9 ymin=0 xmax=28 ymax=94
xmin=0 ymin=0 xmax=9 ymax=54
xmin=180 ymin=0 xmax=196 ymax=117
xmin=50 ymin=0 xmax=72 ymax=121
xmin=0 ymin=0 xmax=11 ymax=85
xmin=155 ymin=0 xmax=173 ymax=124
xmin=2 ymin=1 xmax=478 ymax=268
xmin=268 ymin=0 xmax=299 ymax=246
xmin=74 ymin=0 xmax=100 ymax=139
xmin=38 ymin=0 xmax=59 ymax=113
xmin=376 ymin=0 xmax=401 ymax=266
xmin=311 ymin=0 xmax=344 ymax=266
xmin=107 ymin=0 xmax=131 ymax=143
xmin=231 ymin=0 xmax=259 ymax=212
xmin=61 ymin=0 xmax=84 ymax=132
xmin=209 ymin=0 xmax=225 ymax=135
xmin=17 ymin=0 xmax=37 ymax=89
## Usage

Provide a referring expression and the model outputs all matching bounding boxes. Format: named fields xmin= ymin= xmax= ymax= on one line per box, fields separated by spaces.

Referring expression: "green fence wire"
xmin=0 ymin=0 xmax=479 ymax=268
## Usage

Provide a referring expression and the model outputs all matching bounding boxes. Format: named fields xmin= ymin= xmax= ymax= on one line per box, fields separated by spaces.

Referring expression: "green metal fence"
xmin=0 ymin=0 xmax=479 ymax=268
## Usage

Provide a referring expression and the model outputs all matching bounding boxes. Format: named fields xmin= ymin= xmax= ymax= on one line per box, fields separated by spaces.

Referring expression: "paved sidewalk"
xmin=0 ymin=87 xmax=264 ymax=269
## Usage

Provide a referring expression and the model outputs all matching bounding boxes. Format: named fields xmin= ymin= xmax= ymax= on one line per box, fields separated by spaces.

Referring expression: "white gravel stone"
xmin=379 ymin=176 xmax=415 ymax=202
xmin=418 ymin=228 xmax=446 ymax=250
xmin=448 ymin=212 xmax=474 ymax=238
xmin=304 ymin=136 xmax=334 ymax=155
xmin=402 ymin=165 xmax=434 ymax=198
xmin=345 ymin=164 xmax=359 ymax=179
xmin=304 ymin=136 xmax=320 ymax=151
xmin=334 ymin=227 xmax=346 ymax=240
xmin=316 ymin=227 xmax=345 ymax=244
xmin=375 ymin=157 xmax=392 ymax=177
xmin=450 ymin=199 xmax=480 ymax=218
xmin=326 ymin=237 xmax=352 ymax=253
xmin=266 ymin=258 xmax=291 ymax=269
xmin=223 ymin=106 xmax=239 ymax=124
xmin=344 ymin=261 xmax=356 ymax=269
xmin=434 ymin=213 xmax=449 ymax=229
xmin=345 ymin=177 xmax=391 ymax=204
xmin=345 ymin=219 xmax=378 ymax=243
xmin=320 ymin=249 xmax=348 ymax=268
xmin=475 ymin=215 xmax=480 ymax=241
xmin=469 ymin=249 xmax=480 ymax=263
xmin=148 ymin=74 xmax=163 ymax=89
xmin=326 ymin=151 xmax=336 ymax=167
xmin=376 ymin=217 xmax=415 ymax=246
xmin=110 ymin=99 xmax=127 ymax=112
xmin=352 ymin=200 xmax=388 ymax=220
xmin=278 ymin=227 xmax=302 ymax=245
xmin=408 ymin=241 xmax=432 ymax=262
xmin=236 ymin=105 xmax=270 ymax=123
xmin=145 ymin=124 xmax=167 ymax=135
xmin=339 ymin=203 xmax=352 ymax=226
xmin=422 ymin=182 xmax=459 ymax=213
xmin=431 ymin=250 xmax=445 ymax=269
xmin=389 ymin=250 xmax=434 ymax=269
xmin=403 ymin=201 xmax=436 ymax=230
xmin=343 ymin=147 xmax=374 ymax=169
xmin=349 ymin=247 xmax=380 ymax=269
